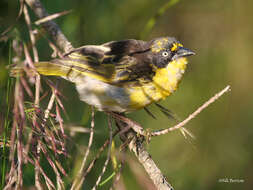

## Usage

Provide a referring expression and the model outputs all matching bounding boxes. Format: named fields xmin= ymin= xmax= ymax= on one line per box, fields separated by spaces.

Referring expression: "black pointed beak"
xmin=172 ymin=47 xmax=195 ymax=60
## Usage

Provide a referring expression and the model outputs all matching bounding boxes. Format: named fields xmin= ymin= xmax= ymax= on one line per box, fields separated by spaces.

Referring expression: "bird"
xmin=11 ymin=37 xmax=195 ymax=113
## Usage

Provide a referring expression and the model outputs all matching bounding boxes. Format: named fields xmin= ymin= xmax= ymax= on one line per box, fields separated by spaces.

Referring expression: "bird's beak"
xmin=172 ymin=47 xmax=195 ymax=60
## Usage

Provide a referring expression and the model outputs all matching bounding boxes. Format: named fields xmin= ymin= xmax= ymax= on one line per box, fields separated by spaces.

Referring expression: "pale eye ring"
xmin=162 ymin=51 xmax=169 ymax=57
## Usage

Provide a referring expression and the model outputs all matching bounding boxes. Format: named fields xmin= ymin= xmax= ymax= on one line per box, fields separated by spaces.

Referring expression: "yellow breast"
xmin=128 ymin=58 xmax=188 ymax=111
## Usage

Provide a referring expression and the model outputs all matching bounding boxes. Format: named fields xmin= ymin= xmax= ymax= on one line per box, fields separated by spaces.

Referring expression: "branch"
xmin=91 ymin=116 xmax=113 ymax=190
xmin=25 ymin=0 xmax=73 ymax=53
xmin=115 ymin=119 xmax=173 ymax=190
xmin=111 ymin=85 xmax=231 ymax=138
xmin=129 ymin=135 xmax=174 ymax=190
xmin=151 ymin=85 xmax=231 ymax=136
xmin=71 ymin=107 xmax=95 ymax=190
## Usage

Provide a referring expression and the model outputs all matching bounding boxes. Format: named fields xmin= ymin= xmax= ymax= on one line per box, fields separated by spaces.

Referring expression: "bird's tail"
xmin=9 ymin=61 xmax=72 ymax=78
xmin=34 ymin=61 xmax=71 ymax=77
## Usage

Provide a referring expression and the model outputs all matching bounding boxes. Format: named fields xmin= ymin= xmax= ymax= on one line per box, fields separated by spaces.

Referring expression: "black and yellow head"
xmin=150 ymin=37 xmax=195 ymax=68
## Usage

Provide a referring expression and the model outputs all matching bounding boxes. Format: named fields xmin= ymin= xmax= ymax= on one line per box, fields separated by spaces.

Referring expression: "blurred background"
xmin=1 ymin=0 xmax=253 ymax=189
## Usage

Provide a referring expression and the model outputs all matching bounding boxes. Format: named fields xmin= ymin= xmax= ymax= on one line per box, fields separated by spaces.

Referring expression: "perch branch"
xmin=115 ymin=119 xmax=174 ymax=190
xmin=129 ymin=137 xmax=173 ymax=190
xmin=151 ymin=85 xmax=231 ymax=136
xmin=111 ymin=85 xmax=231 ymax=138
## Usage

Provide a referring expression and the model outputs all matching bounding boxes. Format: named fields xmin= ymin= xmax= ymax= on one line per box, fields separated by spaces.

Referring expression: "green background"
xmin=1 ymin=0 xmax=253 ymax=189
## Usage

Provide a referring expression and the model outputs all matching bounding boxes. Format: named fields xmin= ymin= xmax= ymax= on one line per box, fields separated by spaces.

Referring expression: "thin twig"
xmin=71 ymin=107 xmax=95 ymax=190
xmin=24 ymin=4 xmax=43 ymax=189
xmin=16 ymin=80 xmax=25 ymax=189
xmin=5 ymin=41 xmax=20 ymax=189
xmin=33 ymin=158 xmax=55 ymax=190
xmin=40 ymin=145 xmax=65 ymax=189
xmin=24 ymin=5 xmax=39 ymax=63
xmin=110 ymin=86 xmax=231 ymax=138
xmin=108 ymin=112 xmax=145 ymax=136
xmin=91 ymin=116 xmax=113 ymax=190
xmin=82 ymin=129 xmax=120 ymax=181
xmin=44 ymin=92 xmax=56 ymax=121
xmin=20 ymin=76 xmax=34 ymax=99
xmin=151 ymin=85 xmax=231 ymax=136
xmin=39 ymin=88 xmax=67 ymax=188
xmin=35 ymin=10 xmax=72 ymax=25
xmin=25 ymin=0 xmax=73 ymax=53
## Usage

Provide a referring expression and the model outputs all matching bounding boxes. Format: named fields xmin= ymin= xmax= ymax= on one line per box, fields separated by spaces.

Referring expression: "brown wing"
xmin=102 ymin=39 xmax=155 ymax=85
xmin=62 ymin=39 xmax=154 ymax=85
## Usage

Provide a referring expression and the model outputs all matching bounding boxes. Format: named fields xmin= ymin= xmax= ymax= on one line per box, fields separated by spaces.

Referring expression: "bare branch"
xmin=35 ymin=10 xmax=72 ymax=25
xmin=71 ymin=107 xmax=95 ymax=190
xmin=115 ymin=118 xmax=173 ymax=190
xmin=108 ymin=112 xmax=145 ymax=136
xmin=44 ymin=92 xmax=55 ymax=121
xmin=24 ymin=5 xmax=39 ymax=62
xmin=16 ymin=80 xmax=25 ymax=189
xmin=110 ymin=85 xmax=231 ymax=139
xmin=82 ymin=129 xmax=120 ymax=181
xmin=129 ymin=137 xmax=173 ymax=190
xmin=91 ymin=116 xmax=113 ymax=190
xmin=151 ymin=85 xmax=231 ymax=136
xmin=23 ymin=4 xmax=43 ymax=188
xmin=25 ymin=0 xmax=73 ymax=53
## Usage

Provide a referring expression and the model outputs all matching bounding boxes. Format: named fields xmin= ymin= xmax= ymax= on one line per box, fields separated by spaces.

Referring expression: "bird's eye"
xmin=162 ymin=51 xmax=169 ymax=57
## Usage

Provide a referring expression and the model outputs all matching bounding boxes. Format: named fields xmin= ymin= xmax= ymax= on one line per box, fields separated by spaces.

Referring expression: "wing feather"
xmin=61 ymin=40 xmax=154 ymax=86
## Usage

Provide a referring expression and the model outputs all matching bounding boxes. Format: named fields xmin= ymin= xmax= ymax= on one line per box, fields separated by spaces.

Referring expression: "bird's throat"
xmin=152 ymin=57 xmax=188 ymax=97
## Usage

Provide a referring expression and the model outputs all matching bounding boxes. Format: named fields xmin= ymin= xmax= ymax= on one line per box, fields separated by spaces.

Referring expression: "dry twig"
xmin=82 ymin=129 xmax=120 ymax=182
xmin=91 ymin=116 xmax=113 ymax=190
xmin=110 ymin=86 xmax=231 ymax=139
xmin=71 ymin=107 xmax=95 ymax=190
xmin=35 ymin=10 xmax=72 ymax=25
xmin=151 ymin=85 xmax=231 ymax=136
xmin=24 ymin=5 xmax=43 ymax=188
xmin=25 ymin=0 xmax=73 ymax=53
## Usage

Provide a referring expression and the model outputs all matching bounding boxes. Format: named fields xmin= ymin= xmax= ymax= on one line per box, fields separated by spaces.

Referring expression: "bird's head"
xmin=150 ymin=37 xmax=195 ymax=68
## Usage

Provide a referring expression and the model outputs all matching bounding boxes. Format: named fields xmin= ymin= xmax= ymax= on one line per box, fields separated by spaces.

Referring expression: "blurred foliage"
xmin=1 ymin=0 xmax=253 ymax=189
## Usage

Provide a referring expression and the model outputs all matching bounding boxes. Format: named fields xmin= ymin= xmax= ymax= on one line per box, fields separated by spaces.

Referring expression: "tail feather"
xmin=9 ymin=59 xmax=111 ymax=83
xmin=9 ymin=61 xmax=71 ymax=78
xmin=34 ymin=61 xmax=70 ymax=77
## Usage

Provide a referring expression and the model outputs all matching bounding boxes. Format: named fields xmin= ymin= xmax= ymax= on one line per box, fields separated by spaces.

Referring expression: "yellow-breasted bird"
xmin=11 ymin=37 xmax=195 ymax=113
